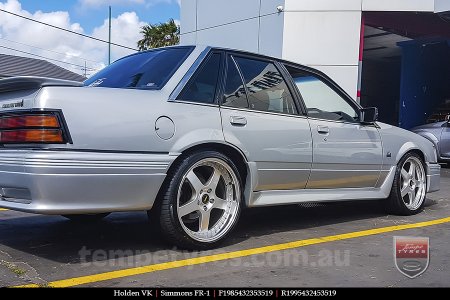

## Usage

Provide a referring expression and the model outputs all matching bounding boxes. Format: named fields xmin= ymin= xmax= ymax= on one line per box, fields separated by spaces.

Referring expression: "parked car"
xmin=412 ymin=116 xmax=450 ymax=163
xmin=0 ymin=45 xmax=440 ymax=249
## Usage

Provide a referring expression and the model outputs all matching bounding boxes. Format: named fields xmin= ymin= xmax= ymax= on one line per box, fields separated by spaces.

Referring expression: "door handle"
xmin=317 ymin=125 xmax=329 ymax=134
xmin=230 ymin=116 xmax=247 ymax=126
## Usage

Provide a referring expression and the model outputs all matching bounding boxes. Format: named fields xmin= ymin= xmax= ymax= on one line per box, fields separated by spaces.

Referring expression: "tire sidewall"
xmin=391 ymin=152 xmax=427 ymax=215
xmin=162 ymin=150 xmax=243 ymax=249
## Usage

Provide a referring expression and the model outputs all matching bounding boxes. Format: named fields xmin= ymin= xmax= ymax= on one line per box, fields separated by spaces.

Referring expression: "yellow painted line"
xmin=0 ymin=208 xmax=8 ymax=211
xmin=17 ymin=216 xmax=450 ymax=288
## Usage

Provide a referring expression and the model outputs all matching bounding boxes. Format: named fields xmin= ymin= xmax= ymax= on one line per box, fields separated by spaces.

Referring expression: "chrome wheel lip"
xmin=400 ymin=156 xmax=426 ymax=210
xmin=176 ymin=157 xmax=240 ymax=243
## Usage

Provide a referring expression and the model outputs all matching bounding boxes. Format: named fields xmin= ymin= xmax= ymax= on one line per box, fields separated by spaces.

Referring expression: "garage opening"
xmin=360 ymin=12 xmax=450 ymax=129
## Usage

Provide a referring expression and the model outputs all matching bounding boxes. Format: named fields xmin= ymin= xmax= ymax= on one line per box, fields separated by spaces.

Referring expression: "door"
xmin=220 ymin=54 xmax=313 ymax=191
xmin=284 ymin=65 xmax=383 ymax=189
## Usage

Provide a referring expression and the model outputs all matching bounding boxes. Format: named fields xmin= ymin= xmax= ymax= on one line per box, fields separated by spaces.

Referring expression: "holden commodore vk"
xmin=0 ymin=45 xmax=440 ymax=249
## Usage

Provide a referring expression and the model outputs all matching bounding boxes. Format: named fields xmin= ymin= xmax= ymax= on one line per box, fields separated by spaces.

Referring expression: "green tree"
xmin=137 ymin=19 xmax=180 ymax=50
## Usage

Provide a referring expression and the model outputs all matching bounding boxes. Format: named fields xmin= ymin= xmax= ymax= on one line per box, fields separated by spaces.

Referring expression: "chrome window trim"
xmin=306 ymin=116 xmax=378 ymax=127
xmin=167 ymin=100 xmax=219 ymax=108
xmin=219 ymin=106 xmax=309 ymax=120
xmin=168 ymin=46 xmax=212 ymax=101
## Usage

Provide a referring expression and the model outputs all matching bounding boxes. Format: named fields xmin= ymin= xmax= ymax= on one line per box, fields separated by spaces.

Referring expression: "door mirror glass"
xmin=361 ymin=107 xmax=378 ymax=123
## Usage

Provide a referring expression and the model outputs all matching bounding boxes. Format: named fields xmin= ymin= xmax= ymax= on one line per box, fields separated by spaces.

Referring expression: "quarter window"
xmin=234 ymin=57 xmax=298 ymax=115
xmin=287 ymin=67 xmax=359 ymax=122
xmin=177 ymin=53 xmax=221 ymax=104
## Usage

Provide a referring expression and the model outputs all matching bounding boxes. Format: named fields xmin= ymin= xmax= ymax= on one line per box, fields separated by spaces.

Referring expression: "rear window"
xmin=84 ymin=46 xmax=194 ymax=90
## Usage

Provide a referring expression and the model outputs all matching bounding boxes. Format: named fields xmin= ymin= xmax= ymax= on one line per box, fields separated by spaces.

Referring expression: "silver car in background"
xmin=412 ymin=117 xmax=450 ymax=164
xmin=0 ymin=45 xmax=440 ymax=249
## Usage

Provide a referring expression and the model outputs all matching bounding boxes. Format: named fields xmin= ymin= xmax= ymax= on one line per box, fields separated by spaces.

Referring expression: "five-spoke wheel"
xmin=157 ymin=151 xmax=243 ymax=249
xmin=387 ymin=152 xmax=427 ymax=215
xmin=399 ymin=156 xmax=426 ymax=210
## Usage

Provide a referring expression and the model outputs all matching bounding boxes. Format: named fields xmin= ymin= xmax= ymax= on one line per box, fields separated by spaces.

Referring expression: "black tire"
xmin=63 ymin=213 xmax=110 ymax=222
xmin=386 ymin=152 xmax=427 ymax=215
xmin=157 ymin=150 xmax=243 ymax=250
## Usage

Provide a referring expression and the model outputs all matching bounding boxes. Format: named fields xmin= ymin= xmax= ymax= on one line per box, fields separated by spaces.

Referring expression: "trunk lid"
xmin=0 ymin=76 xmax=82 ymax=112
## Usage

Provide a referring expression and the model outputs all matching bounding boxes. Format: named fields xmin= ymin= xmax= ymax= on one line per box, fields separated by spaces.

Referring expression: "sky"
xmin=0 ymin=0 xmax=181 ymax=76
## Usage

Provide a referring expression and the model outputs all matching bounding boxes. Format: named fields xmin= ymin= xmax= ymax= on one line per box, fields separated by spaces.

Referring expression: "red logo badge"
xmin=394 ymin=236 xmax=429 ymax=278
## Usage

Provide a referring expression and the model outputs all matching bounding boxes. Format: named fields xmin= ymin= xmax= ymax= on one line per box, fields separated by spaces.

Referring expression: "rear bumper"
xmin=0 ymin=150 xmax=175 ymax=214
xmin=426 ymin=162 xmax=440 ymax=193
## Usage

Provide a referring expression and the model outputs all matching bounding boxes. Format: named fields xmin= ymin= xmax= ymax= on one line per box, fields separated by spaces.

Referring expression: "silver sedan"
xmin=0 ymin=45 xmax=440 ymax=249
xmin=412 ymin=118 xmax=450 ymax=164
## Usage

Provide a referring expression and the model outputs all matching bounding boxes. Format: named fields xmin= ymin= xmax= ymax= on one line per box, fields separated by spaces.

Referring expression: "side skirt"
xmin=247 ymin=166 xmax=396 ymax=207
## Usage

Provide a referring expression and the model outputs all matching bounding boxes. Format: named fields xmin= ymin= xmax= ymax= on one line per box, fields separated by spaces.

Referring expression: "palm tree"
xmin=137 ymin=19 xmax=180 ymax=50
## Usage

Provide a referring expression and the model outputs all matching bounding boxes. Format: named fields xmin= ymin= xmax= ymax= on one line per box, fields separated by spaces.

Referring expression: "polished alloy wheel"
xmin=399 ymin=156 xmax=426 ymax=210
xmin=176 ymin=158 xmax=240 ymax=243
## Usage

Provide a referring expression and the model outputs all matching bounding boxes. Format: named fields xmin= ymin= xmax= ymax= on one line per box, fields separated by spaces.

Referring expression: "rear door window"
xmin=233 ymin=56 xmax=298 ymax=115
xmin=222 ymin=56 xmax=249 ymax=109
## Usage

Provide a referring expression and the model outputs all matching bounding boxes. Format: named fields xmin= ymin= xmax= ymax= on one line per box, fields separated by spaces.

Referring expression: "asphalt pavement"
xmin=1 ymin=168 xmax=450 ymax=287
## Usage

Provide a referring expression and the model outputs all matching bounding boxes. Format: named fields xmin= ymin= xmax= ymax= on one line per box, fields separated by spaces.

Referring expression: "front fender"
xmin=396 ymin=142 xmax=427 ymax=163
xmin=378 ymin=122 xmax=438 ymax=164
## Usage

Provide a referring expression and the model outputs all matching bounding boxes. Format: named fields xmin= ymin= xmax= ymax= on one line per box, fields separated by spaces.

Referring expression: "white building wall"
xmin=180 ymin=0 xmax=196 ymax=35
xmin=281 ymin=3 xmax=362 ymax=98
xmin=285 ymin=0 xmax=361 ymax=11
xmin=258 ymin=13 xmax=284 ymax=58
xmin=435 ymin=0 xmax=450 ymax=12
xmin=362 ymin=0 xmax=434 ymax=12
xmin=180 ymin=0 xmax=448 ymax=100
xmin=180 ymin=0 xmax=361 ymax=98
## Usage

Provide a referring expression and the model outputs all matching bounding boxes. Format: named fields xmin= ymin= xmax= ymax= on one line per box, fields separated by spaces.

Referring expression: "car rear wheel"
xmin=158 ymin=151 xmax=243 ymax=249
xmin=386 ymin=152 xmax=427 ymax=215
xmin=62 ymin=213 xmax=110 ymax=222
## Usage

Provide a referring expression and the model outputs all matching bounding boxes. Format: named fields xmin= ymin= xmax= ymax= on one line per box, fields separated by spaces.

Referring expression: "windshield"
xmin=84 ymin=46 xmax=194 ymax=90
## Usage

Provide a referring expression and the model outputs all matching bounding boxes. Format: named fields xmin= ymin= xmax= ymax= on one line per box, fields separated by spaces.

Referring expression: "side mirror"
xmin=360 ymin=107 xmax=378 ymax=124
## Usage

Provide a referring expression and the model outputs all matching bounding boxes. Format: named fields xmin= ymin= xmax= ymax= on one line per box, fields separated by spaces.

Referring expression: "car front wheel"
xmin=158 ymin=151 xmax=243 ymax=249
xmin=386 ymin=152 xmax=427 ymax=215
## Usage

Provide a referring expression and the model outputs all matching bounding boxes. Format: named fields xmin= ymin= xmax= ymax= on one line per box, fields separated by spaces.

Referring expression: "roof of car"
xmin=115 ymin=45 xmax=357 ymax=104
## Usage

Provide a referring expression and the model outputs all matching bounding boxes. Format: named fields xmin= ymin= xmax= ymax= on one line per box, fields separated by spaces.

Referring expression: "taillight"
xmin=0 ymin=115 xmax=59 ymax=129
xmin=0 ymin=111 xmax=70 ymax=144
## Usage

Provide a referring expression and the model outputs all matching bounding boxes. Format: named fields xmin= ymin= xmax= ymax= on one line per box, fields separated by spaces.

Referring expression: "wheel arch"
xmin=385 ymin=148 xmax=428 ymax=215
xmin=407 ymin=149 xmax=425 ymax=164
xmin=156 ymin=142 xmax=254 ymax=209
xmin=172 ymin=142 xmax=248 ymax=177
xmin=396 ymin=142 xmax=427 ymax=165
